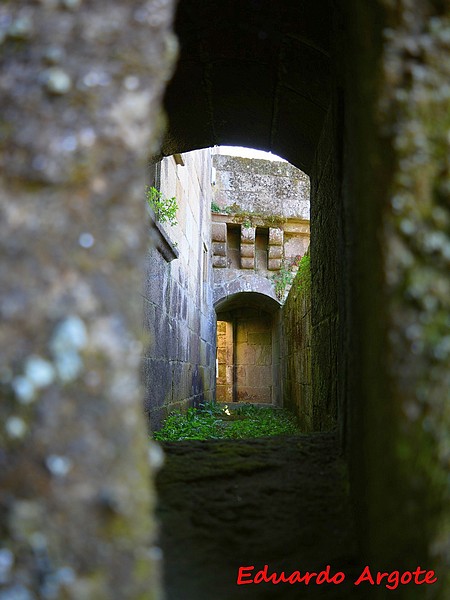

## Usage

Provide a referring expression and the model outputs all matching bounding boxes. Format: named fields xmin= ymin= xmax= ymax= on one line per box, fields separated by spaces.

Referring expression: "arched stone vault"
xmin=160 ymin=0 xmax=331 ymax=173
xmin=215 ymin=291 xmax=281 ymax=314
xmin=214 ymin=276 xmax=280 ymax=309
xmin=154 ymin=0 xmax=450 ymax=586
xmin=1 ymin=0 xmax=449 ymax=597
xmin=157 ymin=0 xmax=339 ymax=440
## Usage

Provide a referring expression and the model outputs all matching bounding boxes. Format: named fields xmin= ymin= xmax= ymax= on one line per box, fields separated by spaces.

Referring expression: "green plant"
xmin=146 ymin=185 xmax=178 ymax=226
xmin=272 ymin=260 xmax=295 ymax=300
xmin=271 ymin=253 xmax=310 ymax=300
xmin=211 ymin=201 xmax=222 ymax=213
xmin=233 ymin=211 xmax=253 ymax=228
xmin=295 ymin=253 xmax=311 ymax=293
xmin=152 ymin=403 xmax=300 ymax=441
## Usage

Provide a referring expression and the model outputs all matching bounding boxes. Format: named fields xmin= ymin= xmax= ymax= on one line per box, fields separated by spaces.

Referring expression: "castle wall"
xmin=143 ymin=150 xmax=216 ymax=429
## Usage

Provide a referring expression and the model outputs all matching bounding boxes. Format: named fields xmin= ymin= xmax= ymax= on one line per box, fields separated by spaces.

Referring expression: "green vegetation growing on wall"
xmin=272 ymin=260 xmax=296 ymax=300
xmin=210 ymin=202 xmax=234 ymax=214
xmin=272 ymin=253 xmax=310 ymax=300
xmin=210 ymin=202 xmax=286 ymax=229
xmin=153 ymin=403 xmax=300 ymax=441
xmin=146 ymin=185 xmax=178 ymax=226
xmin=233 ymin=210 xmax=285 ymax=229
xmin=295 ymin=253 xmax=310 ymax=293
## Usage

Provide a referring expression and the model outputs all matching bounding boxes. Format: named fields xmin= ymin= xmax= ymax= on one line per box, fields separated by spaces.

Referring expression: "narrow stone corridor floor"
xmin=156 ymin=432 xmax=366 ymax=600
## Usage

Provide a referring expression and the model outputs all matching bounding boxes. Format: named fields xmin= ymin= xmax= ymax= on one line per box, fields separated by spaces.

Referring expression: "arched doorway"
xmin=215 ymin=291 xmax=281 ymax=405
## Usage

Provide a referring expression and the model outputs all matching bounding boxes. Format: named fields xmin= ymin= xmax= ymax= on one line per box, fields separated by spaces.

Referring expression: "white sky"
xmin=217 ymin=146 xmax=286 ymax=162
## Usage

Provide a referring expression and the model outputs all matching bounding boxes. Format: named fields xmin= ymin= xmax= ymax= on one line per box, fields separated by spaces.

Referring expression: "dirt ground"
xmin=156 ymin=432 xmax=368 ymax=600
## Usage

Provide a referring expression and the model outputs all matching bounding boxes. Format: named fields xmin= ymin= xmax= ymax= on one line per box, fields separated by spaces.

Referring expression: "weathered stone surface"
xmin=5 ymin=1 xmax=447 ymax=598
xmin=143 ymin=154 xmax=217 ymax=428
xmin=0 ymin=1 xmax=177 ymax=598
xmin=339 ymin=0 xmax=450 ymax=589
xmin=239 ymin=244 xmax=255 ymax=258
xmin=309 ymin=104 xmax=339 ymax=437
xmin=268 ymin=257 xmax=282 ymax=271
xmin=269 ymin=227 xmax=284 ymax=246
xmin=240 ymin=226 xmax=256 ymax=243
xmin=211 ymin=221 xmax=227 ymax=242
xmin=268 ymin=245 xmax=283 ymax=260
xmin=157 ymin=434 xmax=362 ymax=600
xmin=213 ymin=255 xmax=227 ymax=268
xmin=212 ymin=241 xmax=227 ymax=257
xmin=240 ymin=257 xmax=254 ymax=270
xmin=213 ymin=156 xmax=310 ymax=217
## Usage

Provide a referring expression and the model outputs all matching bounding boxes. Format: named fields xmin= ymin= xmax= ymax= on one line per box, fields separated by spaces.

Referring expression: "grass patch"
xmin=152 ymin=403 xmax=300 ymax=441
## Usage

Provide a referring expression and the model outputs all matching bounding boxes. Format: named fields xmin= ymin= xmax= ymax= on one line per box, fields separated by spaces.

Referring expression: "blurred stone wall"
xmin=340 ymin=0 xmax=450 ymax=592
xmin=0 ymin=1 xmax=177 ymax=598
xmin=143 ymin=150 xmax=216 ymax=429
xmin=309 ymin=104 xmax=341 ymax=434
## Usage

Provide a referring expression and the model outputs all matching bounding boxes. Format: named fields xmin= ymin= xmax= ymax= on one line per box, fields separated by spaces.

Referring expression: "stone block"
xmin=216 ymin=385 xmax=227 ymax=402
xmin=246 ymin=365 xmax=272 ymax=387
xmin=236 ymin=343 xmax=256 ymax=365
xmin=241 ymin=226 xmax=256 ymax=243
xmin=213 ymin=255 xmax=227 ymax=268
xmin=268 ymin=245 xmax=283 ymax=259
xmin=236 ymin=386 xmax=271 ymax=403
xmin=248 ymin=332 xmax=271 ymax=345
xmin=255 ymin=345 xmax=272 ymax=365
xmin=236 ymin=328 xmax=248 ymax=343
xmin=247 ymin=320 xmax=271 ymax=333
xmin=269 ymin=227 xmax=283 ymax=246
xmin=176 ymin=327 xmax=190 ymax=362
xmin=217 ymin=333 xmax=226 ymax=348
xmin=212 ymin=241 xmax=227 ymax=257
xmin=226 ymin=345 xmax=233 ymax=363
xmin=217 ymin=347 xmax=227 ymax=363
xmin=240 ymin=243 xmax=255 ymax=258
xmin=268 ymin=258 xmax=282 ymax=271
xmin=236 ymin=365 xmax=248 ymax=386
xmin=212 ymin=222 xmax=227 ymax=243
xmin=241 ymin=257 xmax=255 ymax=269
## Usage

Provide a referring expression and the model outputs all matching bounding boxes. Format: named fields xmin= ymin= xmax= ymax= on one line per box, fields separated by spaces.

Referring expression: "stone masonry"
xmin=143 ymin=151 xmax=216 ymax=429
xmin=2 ymin=2 xmax=449 ymax=596
xmin=212 ymin=154 xmax=310 ymax=306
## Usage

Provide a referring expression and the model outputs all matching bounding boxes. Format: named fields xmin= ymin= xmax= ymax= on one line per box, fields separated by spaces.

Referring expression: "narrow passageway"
xmin=156 ymin=433 xmax=364 ymax=599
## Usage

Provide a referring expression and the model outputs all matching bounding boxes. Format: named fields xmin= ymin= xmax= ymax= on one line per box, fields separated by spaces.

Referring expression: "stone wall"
xmin=216 ymin=320 xmax=233 ymax=403
xmin=235 ymin=309 xmax=273 ymax=403
xmin=281 ymin=263 xmax=312 ymax=430
xmin=217 ymin=308 xmax=274 ymax=404
xmin=0 ymin=1 xmax=177 ymax=598
xmin=213 ymin=154 xmax=310 ymax=220
xmin=212 ymin=155 xmax=310 ymax=305
xmin=309 ymin=105 xmax=341 ymax=432
xmin=339 ymin=1 xmax=450 ymax=587
xmin=143 ymin=150 xmax=216 ymax=429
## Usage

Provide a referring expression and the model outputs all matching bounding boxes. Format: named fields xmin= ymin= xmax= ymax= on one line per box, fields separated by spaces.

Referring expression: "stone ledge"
xmin=149 ymin=212 xmax=179 ymax=262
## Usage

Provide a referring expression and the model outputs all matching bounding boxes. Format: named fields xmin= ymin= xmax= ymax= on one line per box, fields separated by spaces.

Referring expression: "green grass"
xmin=152 ymin=402 xmax=300 ymax=441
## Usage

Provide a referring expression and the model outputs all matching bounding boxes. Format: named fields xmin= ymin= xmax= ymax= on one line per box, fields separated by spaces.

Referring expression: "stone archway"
xmin=215 ymin=291 xmax=281 ymax=406
xmin=1 ymin=1 xmax=449 ymax=597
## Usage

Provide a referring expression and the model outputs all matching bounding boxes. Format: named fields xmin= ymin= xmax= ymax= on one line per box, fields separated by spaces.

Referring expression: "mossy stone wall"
xmin=340 ymin=1 xmax=450 ymax=595
xmin=281 ymin=269 xmax=313 ymax=430
xmin=0 ymin=1 xmax=177 ymax=598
